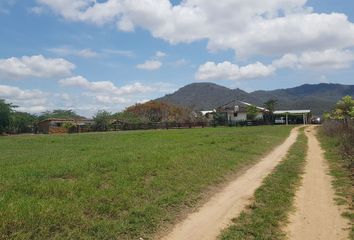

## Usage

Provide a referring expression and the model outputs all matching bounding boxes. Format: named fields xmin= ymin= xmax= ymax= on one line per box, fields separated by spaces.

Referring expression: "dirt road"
xmin=161 ymin=127 xmax=299 ymax=240
xmin=286 ymin=126 xmax=349 ymax=240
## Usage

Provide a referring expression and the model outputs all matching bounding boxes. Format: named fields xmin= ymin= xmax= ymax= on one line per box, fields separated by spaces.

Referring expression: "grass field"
xmin=220 ymin=128 xmax=307 ymax=240
xmin=318 ymin=130 xmax=354 ymax=239
xmin=0 ymin=126 xmax=292 ymax=240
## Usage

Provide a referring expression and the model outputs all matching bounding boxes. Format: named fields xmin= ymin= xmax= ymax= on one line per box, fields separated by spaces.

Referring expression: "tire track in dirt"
xmin=160 ymin=127 xmax=300 ymax=240
xmin=286 ymin=126 xmax=349 ymax=240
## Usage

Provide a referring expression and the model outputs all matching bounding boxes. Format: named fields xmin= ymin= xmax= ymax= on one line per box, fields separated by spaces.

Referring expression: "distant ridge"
xmin=156 ymin=83 xmax=354 ymax=115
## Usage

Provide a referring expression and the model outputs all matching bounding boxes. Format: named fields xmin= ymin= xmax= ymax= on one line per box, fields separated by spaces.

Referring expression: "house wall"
xmin=256 ymin=113 xmax=263 ymax=120
xmin=48 ymin=127 xmax=68 ymax=134
xmin=38 ymin=121 xmax=50 ymax=134
xmin=227 ymin=112 xmax=247 ymax=122
xmin=227 ymin=112 xmax=263 ymax=122
xmin=38 ymin=120 xmax=71 ymax=134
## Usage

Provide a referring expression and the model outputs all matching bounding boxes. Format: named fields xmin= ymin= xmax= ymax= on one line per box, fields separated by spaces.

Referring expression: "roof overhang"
xmin=274 ymin=110 xmax=311 ymax=115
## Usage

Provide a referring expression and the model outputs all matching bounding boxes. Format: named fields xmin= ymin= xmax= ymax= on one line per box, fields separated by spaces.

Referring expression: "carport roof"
xmin=274 ymin=110 xmax=311 ymax=114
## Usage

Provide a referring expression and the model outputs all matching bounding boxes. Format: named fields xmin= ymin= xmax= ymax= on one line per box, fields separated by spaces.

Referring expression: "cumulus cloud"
xmin=197 ymin=49 xmax=354 ymax=81
xmin=273 ymin=49 xmax=354 ymax=70
xmin=36 ymin=0 xmax=122 ymax=25
xmin=59 ymin=75 xmax=154 ymax=95
xmin=136 ymin=60 xmax=162 ymax=70
xmin=36 ymin=0 xmax=354 ymax=57
xmin=0 ymin=85 xmax=48 ymax=112
xmin=196 ymin=61 xmax=275 ymax=81
xmin=59 ymin=76 xmax=157 ymax=106
xmin=0 ymin=55 xmax=75 ymax=80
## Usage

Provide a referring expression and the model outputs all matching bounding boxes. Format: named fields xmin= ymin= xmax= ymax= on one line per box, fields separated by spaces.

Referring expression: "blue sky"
xmin=0 ymin=0 xmax=354 ymax=116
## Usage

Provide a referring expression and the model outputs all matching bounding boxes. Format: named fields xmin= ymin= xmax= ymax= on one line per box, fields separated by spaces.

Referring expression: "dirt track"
xmin=161 ymin=127 xmax=299 ymax=240
xmin=286 ymin=126 xmax=349 ymax=240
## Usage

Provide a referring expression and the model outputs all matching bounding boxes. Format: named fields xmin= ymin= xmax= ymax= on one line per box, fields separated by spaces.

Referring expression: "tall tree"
xmin=329 ymin=96 xmax=354 ymax=128
xmin=38 ymin=110 xmax=82 ymax=121
xmin=246 ymin=105 xmax=259 ymax=121
xmin=113 ymin=112 xmax=142 ymax=123
xmin=93 ymin=111 xmax=113 ymax=131
xmin=10 ymin=112 xmax=37 ymax=134
xmin=0 ymin=99 xmax=15 ymax=134
xmin=263 ymin=99 xmax=278 ymax=124
xmin=125 ymin=101 xmax=193 ymax=123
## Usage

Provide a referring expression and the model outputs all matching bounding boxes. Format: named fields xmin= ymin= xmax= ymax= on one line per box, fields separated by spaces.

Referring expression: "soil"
xmin=160 ymin=127 xmax=300 ymax=240
xmin=286 ymin=126 xmax=349 ymax=240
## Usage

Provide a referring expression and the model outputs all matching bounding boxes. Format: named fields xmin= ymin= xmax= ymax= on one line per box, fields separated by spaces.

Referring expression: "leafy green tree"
xmin=333 ymin=96 xmax=354 ymax=119
xmin=246 ymin=105 xmax=259 ymax=121
xmin=329 ymin=96 xmax=354 ymax=128
xmin=0 ymin=99 xmax=15 ymax=134
xmin=38 ymin=110 xmax=82 ymax=121
xmin=10 ymin=112 xmax=37 ymax=134
xmin=113 ymin=111 xmax=143 ymax=123
xmin=93 ymin=110 xmax=113 ymax=131
xmin=263 ymin=99 xmax=277 ymax=113
xmin=62 ymin=121 xmax=77 ymax=133
xmin=263 ymin=99 xmax=278 ymax=124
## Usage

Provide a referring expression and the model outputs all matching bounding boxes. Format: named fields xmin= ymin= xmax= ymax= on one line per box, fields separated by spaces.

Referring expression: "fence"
xmin=113 ymin=121 xmax=211 ymax=131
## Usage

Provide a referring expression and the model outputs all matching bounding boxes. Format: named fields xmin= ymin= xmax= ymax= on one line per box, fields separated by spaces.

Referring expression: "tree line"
xmin=0 ymin=99 xmax=205 ymax=134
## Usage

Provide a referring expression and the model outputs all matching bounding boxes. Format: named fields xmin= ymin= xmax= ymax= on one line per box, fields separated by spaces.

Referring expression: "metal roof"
xmin=238 ymin=101 xmax=268 ymax=111
xmin=218 ymin=100 xmax=267 ymax=112
xmin=274 ymin=110 xmax=311 ymax=114
xmin=201 ymin=110 xmax=215 ymax=116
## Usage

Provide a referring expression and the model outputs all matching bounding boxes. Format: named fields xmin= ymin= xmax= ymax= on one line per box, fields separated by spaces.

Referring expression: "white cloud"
xmin=48 ymin=47 xmax=98 ymax=58
xmin=136 ymin=60 xmax=162 ymax=70
xmin=273 ymin=49 xmax=354 ymax=70
xmin=37 ymin=0 xmax=122 ymax=25
xmin=0 ymin=85 xmax=45 ymax=100
xmin=36 ymin=0 xmax=354 ymax=58
xmin=0 ymin=55 xmax=75 ymax=80
xmin=196 ymin=61 xmax=275 ymax=81
xmin=117 ymin=16 xmax=134 ymax=32
xmin=197 ymin=49 xmax=354 ymax=81
xmin=95 ymin=95 xmax=129 ymax=104
xmin=60 ymin=93 xmax=71 ymax=101
xmin=59 ymin=75 xmax=154 ymax=95
xmin=155 ymin=51 xmax=167 ymax=58
xmin=0 ymin=85 xmax=48 ymax=113
xmin=29 ymin=6 xmax=45 ymax=14
xmin=77 ymin=49 xmax=98 ymax=58
xmin=59 ymin=75 xmax=161 ymax=109
xmin=215 ymin=13 xmax=354 ymax=57
xmin=168 ymin=59 xmax=189 ymax=67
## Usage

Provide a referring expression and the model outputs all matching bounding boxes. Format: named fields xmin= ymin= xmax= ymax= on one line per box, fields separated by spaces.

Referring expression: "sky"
xmin=0 ymin=0 xmax=354 ymax=117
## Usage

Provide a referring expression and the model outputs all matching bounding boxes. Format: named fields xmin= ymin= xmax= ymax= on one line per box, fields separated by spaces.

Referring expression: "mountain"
xmin=156 ymin=83 xmax=354 ymax=115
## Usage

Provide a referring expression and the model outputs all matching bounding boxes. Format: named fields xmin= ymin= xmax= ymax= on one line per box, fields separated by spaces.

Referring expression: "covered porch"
xmin=273 ymin=110 xmax=311 ymax=125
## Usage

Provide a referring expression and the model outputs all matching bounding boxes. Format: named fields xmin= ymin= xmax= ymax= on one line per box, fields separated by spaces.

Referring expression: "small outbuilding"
xmin=37 ymin=118 xmax=94 ymax=134
xmin=273 ymin=110 xmax=311 ymax=125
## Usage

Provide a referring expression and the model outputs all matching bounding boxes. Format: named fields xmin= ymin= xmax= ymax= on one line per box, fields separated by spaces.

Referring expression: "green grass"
xmin=219 ymin=128 xmax=307 ymax=240
xmin=318 ymin=129 xmax=354 ymax=239
xmin=0 ymin=126 xmax=292 ymax=240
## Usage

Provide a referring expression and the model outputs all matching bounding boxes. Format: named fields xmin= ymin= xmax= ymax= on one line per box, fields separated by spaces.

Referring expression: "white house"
xmin=201 ymin=100 xmax=266 ymax=123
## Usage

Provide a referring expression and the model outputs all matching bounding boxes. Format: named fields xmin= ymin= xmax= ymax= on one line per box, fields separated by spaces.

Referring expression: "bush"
xmin=322 ymin=119 xmax=354 ymax=170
